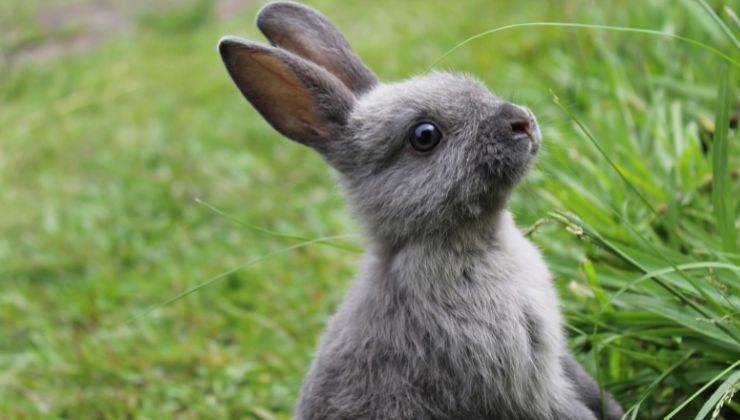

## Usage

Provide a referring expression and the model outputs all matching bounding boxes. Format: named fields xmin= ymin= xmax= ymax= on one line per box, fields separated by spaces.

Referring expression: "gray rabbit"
xmin=218 ymin=2 xmax=624 ymax=419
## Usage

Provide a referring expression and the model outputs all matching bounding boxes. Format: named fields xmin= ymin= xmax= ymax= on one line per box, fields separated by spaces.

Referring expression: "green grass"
xmin=1 ymin=0 xmax=738 ymax=418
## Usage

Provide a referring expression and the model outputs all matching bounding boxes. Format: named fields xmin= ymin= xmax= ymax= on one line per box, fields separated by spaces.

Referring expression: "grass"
xmin=0 ymin=0 xmax=738 ymax=418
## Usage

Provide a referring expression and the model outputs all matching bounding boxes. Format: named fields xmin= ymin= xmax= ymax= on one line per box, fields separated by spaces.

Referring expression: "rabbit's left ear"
xmin=256 ymin=1 xmax=378 ymax=95
xmin=218 ymin=37 xmax=355 ymax=151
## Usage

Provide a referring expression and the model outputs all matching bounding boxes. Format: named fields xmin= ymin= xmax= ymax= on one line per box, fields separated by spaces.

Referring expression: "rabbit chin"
xmin=476 ymin=145 xmax=536 ymax=193
xmin=457 ymin=151 xmax=535 ymax=222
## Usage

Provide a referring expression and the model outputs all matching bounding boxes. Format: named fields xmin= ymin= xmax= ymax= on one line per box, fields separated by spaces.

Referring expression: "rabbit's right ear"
xmin=219 ymin=37 xmax=355 ymax=152
xmin=256 ymin=1 xmax=377 ymax=95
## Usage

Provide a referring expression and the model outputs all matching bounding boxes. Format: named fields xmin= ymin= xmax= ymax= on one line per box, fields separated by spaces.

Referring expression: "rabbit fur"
xmin=218 ymin=2 xmax=623 ymax=419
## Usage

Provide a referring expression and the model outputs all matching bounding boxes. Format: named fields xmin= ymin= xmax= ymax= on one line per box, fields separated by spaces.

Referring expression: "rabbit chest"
xmin=302 ymin=215 xmax=568 ymax=417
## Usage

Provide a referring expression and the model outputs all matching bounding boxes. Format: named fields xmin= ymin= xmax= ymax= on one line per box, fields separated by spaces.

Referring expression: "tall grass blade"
xmin=428 ymin=22 xmax=740 ymax=71
xmin=711 ymin=65 xmax=736 ymax=253
xmin=623 ymin=350 xmax=695 ymax=419
xmin=194 ymin=197 xmax=363 ymax=253
xmin=694 ymin=370 xmax=740 ymax=419
xmin=608 ymin=208 xmax=732 ymax=319
xmin=603 ymin=262 xmax=740 ymax=313
xmin=695 ymin=0 xmax=740 ymax=49
xmin=126 ymin=234 xmax=353 ymax=323
xmin=555 ymin=102 xmax=687 ymax=245
xmin=550 ymin=92 xmax=659 ymax=217
xmin=665 ymin=360 xmax=740 ymax=419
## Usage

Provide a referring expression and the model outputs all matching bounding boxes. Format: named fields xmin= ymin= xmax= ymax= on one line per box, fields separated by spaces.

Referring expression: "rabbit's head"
xmin=219 ymin=1 xmax=541 ymax=246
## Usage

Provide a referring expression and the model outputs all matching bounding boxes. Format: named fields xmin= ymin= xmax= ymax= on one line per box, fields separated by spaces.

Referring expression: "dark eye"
xmin=409 ymin=122 xmax=442 ymax=152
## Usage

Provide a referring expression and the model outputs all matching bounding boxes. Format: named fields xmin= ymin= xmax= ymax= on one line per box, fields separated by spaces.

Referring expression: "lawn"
xmin=0 ymin=0 xmax=738 ymax=418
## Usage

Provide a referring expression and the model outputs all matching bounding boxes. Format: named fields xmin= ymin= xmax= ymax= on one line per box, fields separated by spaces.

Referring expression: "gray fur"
xmin=218 ymin=2 xmax=623 ymax=419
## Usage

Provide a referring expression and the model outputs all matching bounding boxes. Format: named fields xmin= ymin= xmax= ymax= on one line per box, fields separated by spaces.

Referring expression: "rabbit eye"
xmin=409 ymin=122 xmax=442 ymax=152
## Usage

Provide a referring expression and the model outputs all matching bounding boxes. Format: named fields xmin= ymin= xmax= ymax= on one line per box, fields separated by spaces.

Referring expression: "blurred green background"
xmin=1 ymin=0 xmax=738 ymax=418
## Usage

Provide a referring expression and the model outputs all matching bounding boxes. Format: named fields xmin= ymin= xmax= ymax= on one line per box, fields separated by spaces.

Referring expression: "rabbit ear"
xmin=256 ymin=1 xmax=378 ymax=95
xmin=219 ymin=36 xmax=355 ymax=151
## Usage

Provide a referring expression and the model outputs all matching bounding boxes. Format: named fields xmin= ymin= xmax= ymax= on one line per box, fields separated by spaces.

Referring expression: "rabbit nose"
xmin=499 ymin=103 xmax=532 ymax=137
xmin=510 ymin=119 xmax=530 ymax=136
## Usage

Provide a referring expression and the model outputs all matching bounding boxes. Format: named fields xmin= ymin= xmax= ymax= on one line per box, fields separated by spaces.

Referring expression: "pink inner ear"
xmin=249 ymin=51 xmax=306 ymax=94
xmin=232 ymin=49 xmax=327 ymax=143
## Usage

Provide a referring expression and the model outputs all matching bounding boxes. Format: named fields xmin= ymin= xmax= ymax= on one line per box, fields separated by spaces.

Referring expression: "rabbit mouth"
xmin=527 ymin=117 xmax=542 ymax=154
xmin=510 ymin=109 xmax=541 ymax=155
xmin=510 ymin=123 xmax=541 ymax=155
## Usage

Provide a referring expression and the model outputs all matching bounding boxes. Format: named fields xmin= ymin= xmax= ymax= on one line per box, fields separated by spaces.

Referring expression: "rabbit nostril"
xmin=510 ymin=119 xmax=530 ymax=135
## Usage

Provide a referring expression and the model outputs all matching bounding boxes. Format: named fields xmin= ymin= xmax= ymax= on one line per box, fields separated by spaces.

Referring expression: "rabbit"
xmin=218 ymin=1 xmax=624 ymax=419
